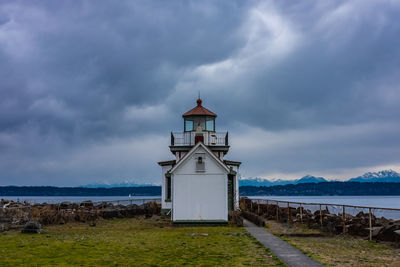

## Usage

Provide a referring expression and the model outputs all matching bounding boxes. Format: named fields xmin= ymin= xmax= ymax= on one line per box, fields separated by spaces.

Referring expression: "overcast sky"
xmin=1 ymin=0 xmax=400 ymax=186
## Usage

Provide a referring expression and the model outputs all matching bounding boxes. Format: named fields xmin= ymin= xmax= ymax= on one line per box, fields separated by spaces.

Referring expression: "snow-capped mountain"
xmin=240 ymin=170 xmax=400 ymax=187
xmin=296 ymin=175 xmax=327 ymax=184
xmin=348 ymin=170 xmax=400 ymax=183
xmin=239 ymin=175 xmax=327 ymax=187
xmin=82 ymin=170 xmax=400 ymax=188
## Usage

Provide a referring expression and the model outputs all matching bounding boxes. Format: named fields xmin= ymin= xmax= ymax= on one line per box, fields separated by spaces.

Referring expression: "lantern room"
xmin=170 ymin=98 xmax=229 ymax=159
xmin=182 ymin=98 xmax=216 ymax=132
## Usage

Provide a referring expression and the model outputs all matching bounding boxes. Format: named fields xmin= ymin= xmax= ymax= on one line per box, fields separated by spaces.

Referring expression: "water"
xmin=248 ymin=195 xmax=400 ymax=220
xmin=0 ymin=196 xmax=161 ymax=204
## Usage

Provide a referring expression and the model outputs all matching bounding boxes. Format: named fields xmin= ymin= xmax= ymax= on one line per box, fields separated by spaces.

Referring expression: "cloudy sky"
xmin=1 ymin=0 xmax=400 ymax=186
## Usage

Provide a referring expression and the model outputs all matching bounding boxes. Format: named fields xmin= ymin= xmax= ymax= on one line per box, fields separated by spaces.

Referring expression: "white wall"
xmin=173 ymin=173 xmax=227 ymax=221
xmin=172 ymin=146 xmax=228 ymax=221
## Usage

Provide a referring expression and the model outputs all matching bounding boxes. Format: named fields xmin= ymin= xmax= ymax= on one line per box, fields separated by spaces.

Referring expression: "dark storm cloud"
xmin=0 ymin=0 xmax=246 ymax=140
xmin=192 ymin=1 xmax=400 ymax=131
xmin=0 ymin=0 xmax=400 ymax=185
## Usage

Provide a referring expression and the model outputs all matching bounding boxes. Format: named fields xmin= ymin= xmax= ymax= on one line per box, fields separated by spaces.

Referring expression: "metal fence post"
xmin=250 ymin=200 xmax=253 ymax=212
xmin=287 ymin=202 xmax=290 ymax=224
xmin=319 ymin=204 xmax=323 ymax=228
xmin=300 ymin=203 xmax=303 ymax=223
xmin=369 ymin=208 xmax=372 ymax=241
xmin=266 ymin=200 xmax=269 ymax=217
xmin=28 ymin=205 xmax=31 ymax=222
xmin=342 ymin=205 xmax=346 ymax=235
xmin=276 ymin=202 xmax=279 ymax=221
xmin=257 ymin=200 xmax=260 ymax=215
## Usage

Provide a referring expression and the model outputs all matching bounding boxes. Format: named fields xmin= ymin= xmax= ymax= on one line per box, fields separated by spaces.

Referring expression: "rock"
xmin=241 ymin=211 xmax=265 ymax=227
xmin=0 ymin=217 xmax=12 ymax=224
xmin=370 ymin=226 xmax=384 ymax=238
xmin=376 ymin=224 xmax=400 ymax=242
xmin=229 ymin=210 xmax=243 ymax=226
xmin=185 ymin=233 xmax=208 ymax=236
xmin=21 ymin=221 xmax=42 ymax=234
xmin=59 ymin=202 xmax=72 ymax=209
xmin=325 ymin=220 xmax=336 ymax=232
xmin=0 ymin=223 xmax=9 ymax=232
xmin=356 ymin=211 xmax=367 ymax=218
xmin=1 ymin=199 xmax=10 ymax=206
xmin=80 ymin=201 xmax=94 ymax=208
xmin=375 ymin=217 xmax=392 ymax=227
xmin=366 ymin=226 xmax=383 ymax=238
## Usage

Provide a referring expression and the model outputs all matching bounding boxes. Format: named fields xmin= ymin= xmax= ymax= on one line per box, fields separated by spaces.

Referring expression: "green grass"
xmin=0 ymin=218 xmax=284 ymax=266
xmin=265 ymin=220 xmax=400 ymax=267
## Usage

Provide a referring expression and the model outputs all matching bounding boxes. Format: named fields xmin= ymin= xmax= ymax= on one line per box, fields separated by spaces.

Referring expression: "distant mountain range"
xmin=239 ymin=175 xmax=327 ymax=187
xmin=78 ymin=170 xmax=400 ymax=188
xmin=348 ymin=170 xmax=400 ymax=183
xmin=239 ymin=170 xmax=400 ymax=187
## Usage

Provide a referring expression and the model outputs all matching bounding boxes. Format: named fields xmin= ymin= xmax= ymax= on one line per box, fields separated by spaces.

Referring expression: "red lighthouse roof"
xmin=182 ymin=98 xmax=217 ymax=117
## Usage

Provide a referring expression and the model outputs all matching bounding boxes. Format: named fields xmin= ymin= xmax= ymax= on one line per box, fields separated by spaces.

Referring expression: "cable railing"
xmin=240 ymin=197 xmax=400 ymax=242
xmin=171 ymin=131 xmax=228 ymax=146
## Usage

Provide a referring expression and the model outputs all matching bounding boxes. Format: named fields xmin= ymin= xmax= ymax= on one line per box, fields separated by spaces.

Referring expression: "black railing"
xmin=171 ymin=132 xmax=228 ymax=146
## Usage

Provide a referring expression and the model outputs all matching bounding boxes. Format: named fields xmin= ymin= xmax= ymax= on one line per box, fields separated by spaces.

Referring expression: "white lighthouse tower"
xmin=158 ymin=97 xmax=241 ymax=223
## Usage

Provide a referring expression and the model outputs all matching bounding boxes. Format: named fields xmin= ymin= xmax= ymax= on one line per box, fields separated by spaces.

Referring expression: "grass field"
xmin=265 ymin=220 xmax=400 ymax=267
xmin=0 ymin=217 xmax=284 ymax=266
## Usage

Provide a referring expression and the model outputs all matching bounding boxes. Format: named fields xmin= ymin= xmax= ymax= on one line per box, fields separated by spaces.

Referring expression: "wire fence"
xmin=240 ymin=198 xmax=400 ymax=242
xmin=0 ymin=198 xmax=161 ymax=231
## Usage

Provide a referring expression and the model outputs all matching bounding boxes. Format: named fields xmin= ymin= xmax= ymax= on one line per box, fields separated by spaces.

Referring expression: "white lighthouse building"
xmin=158 ymin=97 xmax=241 ymax=223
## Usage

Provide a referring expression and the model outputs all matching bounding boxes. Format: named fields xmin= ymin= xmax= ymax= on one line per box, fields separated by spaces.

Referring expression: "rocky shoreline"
xmin=240 ymin=198 xmax=400 ymax=244
xmin=0 ymin=199 xmax=161 ymax=231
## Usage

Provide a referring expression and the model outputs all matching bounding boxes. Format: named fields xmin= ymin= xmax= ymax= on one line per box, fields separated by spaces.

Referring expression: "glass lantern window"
xmin=185 ymin=120 xmax=193 ymax=131
xmin=206 ymin=119 xmax=214 ymax=131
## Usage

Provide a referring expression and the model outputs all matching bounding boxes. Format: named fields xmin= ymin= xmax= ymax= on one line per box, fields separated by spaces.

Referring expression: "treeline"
xmin=1 ymin=182 xmax=400 ymax=196
xmin=240 ymin=182 xmax=400 ymax=196
xmin=0 ymin=186 xmax=161 ymax=196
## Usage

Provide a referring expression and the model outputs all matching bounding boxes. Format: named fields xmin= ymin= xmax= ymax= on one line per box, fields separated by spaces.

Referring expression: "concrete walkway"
xmin=244 ymin=220 xmax=323 ymax=267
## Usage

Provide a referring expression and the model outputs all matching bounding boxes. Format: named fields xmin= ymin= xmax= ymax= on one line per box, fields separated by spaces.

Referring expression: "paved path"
xmin=244 ymin=219 xmax=323 ymax=267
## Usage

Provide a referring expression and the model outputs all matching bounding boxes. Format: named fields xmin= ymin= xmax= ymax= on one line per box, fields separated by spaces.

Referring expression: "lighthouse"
xmin=158 ymin=97 xmax=241 ymax=223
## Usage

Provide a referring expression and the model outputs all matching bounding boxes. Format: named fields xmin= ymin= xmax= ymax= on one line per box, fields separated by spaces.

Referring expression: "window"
xmin=185 ymin=120 xmax=193 ymax=131
xmin=195 ymin=153 xmax=205 ymax=172
xmin=165 ymin=175 xmax=171 ymax=201
xmin=211 ymin=134 xmax=217 ymax=145
xmin=206 ymin=119 xmax=214 ymax=131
